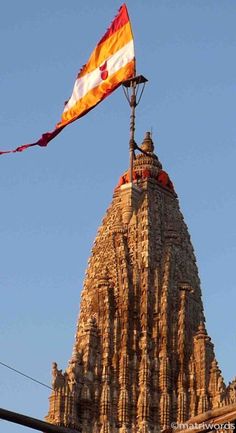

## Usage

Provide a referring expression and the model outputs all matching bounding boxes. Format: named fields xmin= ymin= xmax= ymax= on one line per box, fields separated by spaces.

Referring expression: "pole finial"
xmin=141 ymin=131 xmax=154 ymax=153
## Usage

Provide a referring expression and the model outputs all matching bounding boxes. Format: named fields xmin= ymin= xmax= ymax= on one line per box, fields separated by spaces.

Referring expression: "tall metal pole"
xmin=0 ymin=407 xmax=79 ymax=433
xmin=122 ymin=74 xmax=148 ymax=183
xmin=129 ymin=81 xmax=137 ymax=184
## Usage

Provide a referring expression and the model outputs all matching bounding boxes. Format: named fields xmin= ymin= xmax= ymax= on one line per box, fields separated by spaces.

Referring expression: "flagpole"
xmin=129 ymin=80 xmax=136 ymax=185
xmin=122 ymin=75 xmax=148 ymax=185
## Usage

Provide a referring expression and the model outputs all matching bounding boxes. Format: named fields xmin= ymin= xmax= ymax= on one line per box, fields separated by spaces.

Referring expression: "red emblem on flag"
xmin=99 ymin=61 xmax=108 ymax=80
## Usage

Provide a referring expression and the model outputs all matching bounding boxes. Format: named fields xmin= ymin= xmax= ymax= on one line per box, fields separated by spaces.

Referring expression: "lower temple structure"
xmin=46 ymin=132 xmax=236 ymax=432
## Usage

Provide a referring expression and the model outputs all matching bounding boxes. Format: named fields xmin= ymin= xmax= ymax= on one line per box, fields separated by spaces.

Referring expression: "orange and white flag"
xmin=58 ymin=3 xmax=135 ymax=128
xmin=0 ymin=4 xmax=135 ymax=156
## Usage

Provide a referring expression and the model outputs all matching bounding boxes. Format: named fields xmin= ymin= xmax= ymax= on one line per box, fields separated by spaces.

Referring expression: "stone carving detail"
xmin=46 ymin=133 xmax=236 ymax=432
xmin=227 ymin=378 xmax=236 ymax=405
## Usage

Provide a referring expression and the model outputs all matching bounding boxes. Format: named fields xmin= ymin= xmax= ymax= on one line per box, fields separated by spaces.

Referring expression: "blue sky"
xmin=0 ymin=1 xmax=236 ymax=432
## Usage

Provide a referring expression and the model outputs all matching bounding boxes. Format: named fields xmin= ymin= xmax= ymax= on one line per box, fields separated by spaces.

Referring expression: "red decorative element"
xmin=101 ymin=70 xmax=108 ymax=80
xmin=142 ymin=169 xmax=151 ymax=179
xmin=0 ymin=125 xmax=66 ymax=156
xmin=99 ymin=61 xmax=108 ymax=80
xmin=133 ymin=171 xmax=139 ymax=181
xmin=99 ymin=61 xmax=107 ymax=71
xmin=115 ymin=171 xmax=135 ymax=190
xmin=157 ymin=170 xmax=169 ymax=186
xmin=115 ymin=168 xmax=175 ymax=193
xmin=157 ymin=170 xmax=174 ymax=191
xmin=98 ymin=4 xmax=129 ymax=46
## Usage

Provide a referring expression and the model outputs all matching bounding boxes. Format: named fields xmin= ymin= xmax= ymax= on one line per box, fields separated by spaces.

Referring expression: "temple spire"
xmin=46 ymin=133 xmax=234 ymax=432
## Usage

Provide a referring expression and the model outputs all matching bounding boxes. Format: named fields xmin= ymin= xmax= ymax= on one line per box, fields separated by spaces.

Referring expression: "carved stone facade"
xmin=46 ymin=133 xmax=236 ymax=432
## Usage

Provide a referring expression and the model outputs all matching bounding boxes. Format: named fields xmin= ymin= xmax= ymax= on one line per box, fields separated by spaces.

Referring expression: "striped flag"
xmin=58 ymin=3 xmax=135 ymax=128
xmin=0 ymin=4 xmax=135 ymax=156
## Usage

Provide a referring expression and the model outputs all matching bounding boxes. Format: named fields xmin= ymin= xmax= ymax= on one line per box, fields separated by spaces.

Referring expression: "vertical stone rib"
xmin=177 ymin=284 xmax=190 ymax=422
xmin=98 ymin=272 xmax=114 ymax=433
xmin=113 ymin=229 xmax=132 ymax=432
xmin=193 ymin=322 xmax=212 ymax=414
xmin=159 ymin=247 xmax=172 ymax=429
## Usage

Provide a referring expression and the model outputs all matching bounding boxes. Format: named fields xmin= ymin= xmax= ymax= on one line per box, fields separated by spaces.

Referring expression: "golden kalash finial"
xmin=141 ymin=131 xmax=154 ymax=153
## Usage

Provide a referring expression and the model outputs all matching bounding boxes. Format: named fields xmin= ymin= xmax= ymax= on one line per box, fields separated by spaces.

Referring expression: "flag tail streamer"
xmin=0 ymin=3 xmax=135 ymax=156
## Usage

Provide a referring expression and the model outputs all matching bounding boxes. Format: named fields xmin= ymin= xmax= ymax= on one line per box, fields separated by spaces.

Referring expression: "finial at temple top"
xmin=141 ymin=131 xmax=154 ymax=153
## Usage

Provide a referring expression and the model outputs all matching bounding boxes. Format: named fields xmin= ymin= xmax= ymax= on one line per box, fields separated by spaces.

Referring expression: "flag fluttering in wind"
xmin=0 ymin=4 xmax=135 ymax=156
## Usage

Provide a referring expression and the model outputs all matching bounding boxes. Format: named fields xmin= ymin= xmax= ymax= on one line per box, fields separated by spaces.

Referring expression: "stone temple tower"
xmin=46 ymin=132 xmax=236 ymax=433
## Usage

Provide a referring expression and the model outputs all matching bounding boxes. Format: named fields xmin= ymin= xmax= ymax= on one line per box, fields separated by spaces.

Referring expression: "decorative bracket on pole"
xmin=122 ymin=75 xmax=148 ymax=184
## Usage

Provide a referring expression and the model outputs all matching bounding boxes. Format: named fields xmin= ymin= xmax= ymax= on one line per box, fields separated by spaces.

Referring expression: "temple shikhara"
xmin=1 ymin=3 xmax=235 ymax=432
xmin=46 ymin=132 xmax=236 ymax=433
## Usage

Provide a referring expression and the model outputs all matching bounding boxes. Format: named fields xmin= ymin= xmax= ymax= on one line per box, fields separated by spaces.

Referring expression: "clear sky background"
xmin=0 ymin=1 xmax=236 ymax=432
